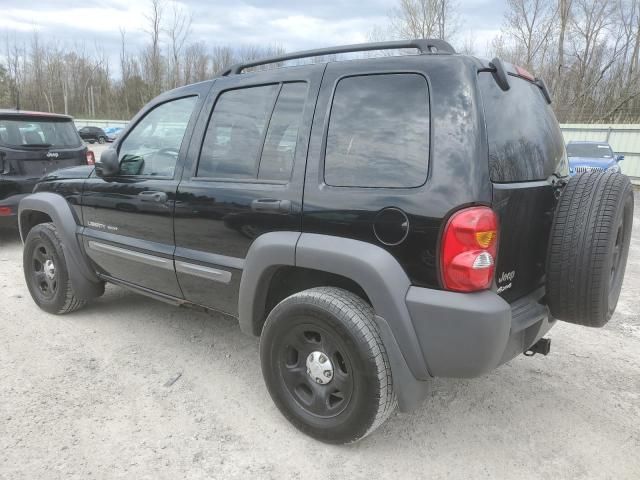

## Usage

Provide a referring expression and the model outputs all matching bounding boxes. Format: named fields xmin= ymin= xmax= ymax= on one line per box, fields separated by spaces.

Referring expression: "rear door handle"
xmin=138 ymin=191 xmax=168 ymax=203
xmin=251 ymin=198 xmax=292 ymax=213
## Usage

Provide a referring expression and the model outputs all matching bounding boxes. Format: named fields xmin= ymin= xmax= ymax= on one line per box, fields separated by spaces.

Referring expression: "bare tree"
xmin=390 ymin=0 xmax=460 ymax=40
xmin=144 ymin=0 xmax=164 ymax=97
xmin=556 ymin=0 xmax=573 ymax=83
xmin=165 ymin=1 xmax=192 ymax=88
xmin=626 ymin=0 xmax=640 ymax=79
xmin=503 ymin=0 xmax=555 ymax=71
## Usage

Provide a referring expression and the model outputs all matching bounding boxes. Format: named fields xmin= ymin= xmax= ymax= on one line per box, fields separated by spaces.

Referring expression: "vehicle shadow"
xmin=0 ymin=225 xmax=21 ymax=248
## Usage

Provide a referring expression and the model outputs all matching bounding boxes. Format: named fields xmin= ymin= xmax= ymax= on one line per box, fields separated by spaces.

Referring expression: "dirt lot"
xmin=0 ymin=194 xmax=639 ymax=480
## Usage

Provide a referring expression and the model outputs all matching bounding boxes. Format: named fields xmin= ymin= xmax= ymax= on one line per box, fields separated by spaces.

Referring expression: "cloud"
xmin=0 ymin=0 xmax=506 ymax=67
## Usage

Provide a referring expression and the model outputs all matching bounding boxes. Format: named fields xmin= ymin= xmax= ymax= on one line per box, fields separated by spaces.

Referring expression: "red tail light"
xmin=440 ymin=206 xmax=499 ymax=292
xmin=86 ymin=150 xmax=95 ymax=165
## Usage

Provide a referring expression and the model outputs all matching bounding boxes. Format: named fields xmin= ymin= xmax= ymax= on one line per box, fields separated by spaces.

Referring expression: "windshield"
xmin=566 ymin=143 xmax=613 ymax=158
xmin=0 ymin=118 xmax=82 ymax=148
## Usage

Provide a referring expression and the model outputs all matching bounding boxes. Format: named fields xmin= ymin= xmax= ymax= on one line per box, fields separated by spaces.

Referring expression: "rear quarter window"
xmin=324 ymin=73 xmax=430 ymax=188
xmin=478 ymin=74 xmax=567 ymax=182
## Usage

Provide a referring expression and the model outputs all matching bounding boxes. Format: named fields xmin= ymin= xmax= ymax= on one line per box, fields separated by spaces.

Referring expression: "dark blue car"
xmin=566 ymin=140 xmax=624 ymax=175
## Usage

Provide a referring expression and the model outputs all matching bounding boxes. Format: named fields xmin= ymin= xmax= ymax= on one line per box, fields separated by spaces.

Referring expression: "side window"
xmin=197 ymin=82 xmax=307 ymax=181
xmin=118 ymin=96 xmax=197 ymax=177
xmin=324 ymin=74 xmax=430 ymax=188
xmin=197 ymin=85 xmax=279 ymax=179
xmin=258 ymin=83 xmax=308 ymax=181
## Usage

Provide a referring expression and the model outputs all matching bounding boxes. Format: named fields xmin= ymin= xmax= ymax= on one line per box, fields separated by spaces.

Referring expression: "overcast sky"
xmin=1 ymin=0 xmax=505 ymax=64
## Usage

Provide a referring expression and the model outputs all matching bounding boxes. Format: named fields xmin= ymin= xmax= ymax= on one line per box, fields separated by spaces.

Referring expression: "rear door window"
xmin=478 ymin=74 xmax=567 ymax=182
xmin=0 ymin=118 xmax=82 ymax=148
xmin=197 ymin=82 xmax=308 ymax=182
xmin=198 ymin=85 xmax=279 ymax=179
xmin=259 ymin=83 xmax=308 ymax=181
xmin=324 ymin=74 xmax=430 ymax=188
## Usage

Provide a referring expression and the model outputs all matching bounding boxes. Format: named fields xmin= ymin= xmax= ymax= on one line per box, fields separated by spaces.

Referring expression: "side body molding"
xmin=239 ymin=232 xmax=432 ymax=410
xmin=18 ymin=192 xmax=104 ymax=300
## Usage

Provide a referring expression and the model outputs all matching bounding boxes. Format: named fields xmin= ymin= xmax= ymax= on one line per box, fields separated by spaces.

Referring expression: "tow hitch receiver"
xmin=524 ymin=338 xmax=551 ymax=357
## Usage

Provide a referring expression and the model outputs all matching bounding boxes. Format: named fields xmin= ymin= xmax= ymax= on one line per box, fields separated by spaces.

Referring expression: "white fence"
xmin=73 ymin=119 xmax=640 ymax=182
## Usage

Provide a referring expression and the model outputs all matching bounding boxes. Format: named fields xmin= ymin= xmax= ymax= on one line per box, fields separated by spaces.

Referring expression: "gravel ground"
xmin=0 ymin=193 xmax=639 ymax=480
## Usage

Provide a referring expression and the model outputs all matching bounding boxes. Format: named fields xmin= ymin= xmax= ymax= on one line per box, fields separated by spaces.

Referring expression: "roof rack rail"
xmin=220 ymin=39 xmax=456 ymax=76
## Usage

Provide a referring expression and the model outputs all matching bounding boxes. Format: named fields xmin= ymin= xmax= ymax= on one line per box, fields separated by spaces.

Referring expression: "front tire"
xmin=23 ymin=223 xmax=87 ymax=314
xmin=98 ymin=136 xmax=106 ymax=144
xmin=260 ymin=287 xmax=396 ymax=444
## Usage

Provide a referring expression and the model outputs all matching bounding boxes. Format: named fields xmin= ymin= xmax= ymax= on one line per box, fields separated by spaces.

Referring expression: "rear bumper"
xmin=406 ymin=286 xmax=554 ymax=378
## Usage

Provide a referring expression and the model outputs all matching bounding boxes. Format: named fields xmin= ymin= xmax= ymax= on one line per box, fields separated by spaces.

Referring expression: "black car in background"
xmin=0 ymin=110 xmax=90 ymax=221
xmin=78 ymin=126 xmax=108 ymax=144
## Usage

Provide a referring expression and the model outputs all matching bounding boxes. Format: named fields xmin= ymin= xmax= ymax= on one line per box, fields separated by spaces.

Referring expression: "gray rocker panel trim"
xmin=18 ymin=192 xmax=103 ymax=300
xmin=175 ymin=261 xmax=233 ymax=284
xmin=88 ymin=241 xmax=174 ymax=270
xmin=239 ymin=231 xmax=431 ymax=382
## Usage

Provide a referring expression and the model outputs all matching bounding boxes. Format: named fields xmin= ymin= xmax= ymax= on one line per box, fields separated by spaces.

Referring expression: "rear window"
xmin=0 ymin=118 xmax=82 ymax=149
xmin=479 ymin=74 xmax=567 ymax=182
xmin=324 ymin=74 xmax=430 ymax=188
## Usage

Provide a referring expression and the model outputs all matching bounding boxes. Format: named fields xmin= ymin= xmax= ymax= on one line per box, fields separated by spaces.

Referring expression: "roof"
xmin=0 ymin=109 xmax=74 ymax=120
xmin=567 ymin=140 xmax=612 ymax=145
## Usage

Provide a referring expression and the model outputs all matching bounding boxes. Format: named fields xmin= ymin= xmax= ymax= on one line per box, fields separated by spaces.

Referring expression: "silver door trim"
xmin=175 ymin=261 xmax=232 ymax=284
xmin=87 ymin=241 xmax=174 ymax=271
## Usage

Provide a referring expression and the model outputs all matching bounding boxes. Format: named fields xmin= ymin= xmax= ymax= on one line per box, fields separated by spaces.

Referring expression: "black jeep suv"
xmin=18 ymin=40 xmax=634 ymax=444
xmin=0 ymin=110 xmax=89 ymax=222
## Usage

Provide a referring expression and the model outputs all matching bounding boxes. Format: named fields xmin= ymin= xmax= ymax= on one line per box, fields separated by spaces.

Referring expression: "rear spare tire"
xmin=546 ymin=171 xmax=634 ymax=327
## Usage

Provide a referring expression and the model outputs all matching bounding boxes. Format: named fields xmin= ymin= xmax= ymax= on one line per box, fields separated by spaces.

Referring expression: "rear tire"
xmin=23 ymin=223 xmax=89 ymax=314
xmin=546 ymin=171 xmax=634 ymax=327
xmin=260 ymin=287 xmax=396 ymax=444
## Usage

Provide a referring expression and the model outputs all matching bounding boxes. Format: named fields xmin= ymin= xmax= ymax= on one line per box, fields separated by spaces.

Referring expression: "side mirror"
xmin=95 ymin=149 xmax=119 ymax=177
xmin=616 ymin=154 xmax=625 ymax=162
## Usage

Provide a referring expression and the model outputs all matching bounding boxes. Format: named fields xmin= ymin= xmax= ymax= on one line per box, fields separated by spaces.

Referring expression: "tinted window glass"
xmin=118 ymin=96 xmax=196 ymax=177
xmin=324 ymin=74 xmax=429 ymax=188
xmin=0 ymin=118 xmax=81 ymax=148
xmin=566 ymin=143 xmax=613 ymax=158
xmin=258 ymin=83 xmax=308 ymax=181
xmin=198 ymin=85 xmax=279 ymax=179
xmin=479 ymin=74 xmax=568 ymax=182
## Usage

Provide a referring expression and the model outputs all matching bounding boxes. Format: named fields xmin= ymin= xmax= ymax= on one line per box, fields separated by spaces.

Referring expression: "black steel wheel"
xmin=29 ymin=238 xmax=59 ymax=301
xmin=23 ymin=223 xmax=88 ymax=314
xmin=260 ymin=287 xmax=396 ymax=444
xmin=278 ymin=323 xmax=355 ymax=418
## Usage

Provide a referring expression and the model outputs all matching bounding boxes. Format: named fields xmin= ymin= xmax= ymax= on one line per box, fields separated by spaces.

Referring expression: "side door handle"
xmin=251 ymin=198 xmax=292 ymax=214
xmin=138 ymin=191 xmax=168 ymax=203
